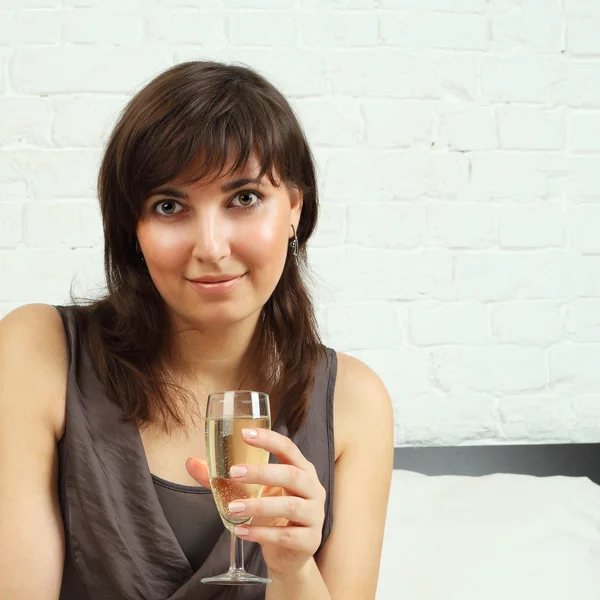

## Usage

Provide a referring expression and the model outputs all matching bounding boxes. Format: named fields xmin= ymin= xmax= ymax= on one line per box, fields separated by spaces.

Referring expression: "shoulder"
xmin=331 ymin=351 xmax=394 ymax=461
xmin=0 ymin=304 xmax=68 ymax=441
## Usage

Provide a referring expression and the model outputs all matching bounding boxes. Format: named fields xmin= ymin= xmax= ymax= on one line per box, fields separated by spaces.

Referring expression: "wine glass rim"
xmin=208 ymin=390 xmax=269 ymax=398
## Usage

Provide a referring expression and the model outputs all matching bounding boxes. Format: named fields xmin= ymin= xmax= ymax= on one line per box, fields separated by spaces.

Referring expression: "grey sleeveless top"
xmin=55 ymin=305 xmax=337 ymax=600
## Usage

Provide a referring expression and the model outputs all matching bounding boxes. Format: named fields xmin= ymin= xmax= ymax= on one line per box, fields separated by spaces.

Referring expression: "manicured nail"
xmin=228 ymin=501 xmax=246 ymax=514
xmin=242 ymin=428 xmax=258 ymax=439
xmin=229 ymin=465 xmax=247 ymax=478
xmin=235 ymin=526 xmax=249 ymax=536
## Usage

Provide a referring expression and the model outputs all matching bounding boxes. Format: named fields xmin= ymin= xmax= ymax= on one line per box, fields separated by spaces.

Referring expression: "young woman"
xmin=0 ymin=61 xmax=393 ymax=600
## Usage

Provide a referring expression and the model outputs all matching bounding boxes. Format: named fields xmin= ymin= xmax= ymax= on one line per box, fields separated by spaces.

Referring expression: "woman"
xmin=0 ymin=61 xmax=393 ymax=599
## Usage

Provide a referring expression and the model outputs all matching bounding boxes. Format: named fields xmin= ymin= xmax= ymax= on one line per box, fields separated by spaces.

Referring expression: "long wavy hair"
xmin=71 ymin=60 xmax=325 ymax=436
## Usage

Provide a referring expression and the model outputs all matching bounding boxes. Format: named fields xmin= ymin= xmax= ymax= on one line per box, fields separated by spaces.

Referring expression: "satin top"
xmin=55 ymin=304 xmax=337 ymax=600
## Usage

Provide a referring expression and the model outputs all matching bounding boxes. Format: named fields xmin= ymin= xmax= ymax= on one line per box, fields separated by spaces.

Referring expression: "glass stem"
xmin=229 ymin=531 xmax=245 ymax=572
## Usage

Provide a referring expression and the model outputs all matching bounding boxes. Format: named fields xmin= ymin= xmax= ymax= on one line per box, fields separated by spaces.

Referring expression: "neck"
xmin=163 ymin=309 xmax=262 ymax=393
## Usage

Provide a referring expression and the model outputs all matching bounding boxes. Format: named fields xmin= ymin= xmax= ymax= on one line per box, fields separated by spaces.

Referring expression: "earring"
xmin=289 ymin=224 xmax=298 ymax=257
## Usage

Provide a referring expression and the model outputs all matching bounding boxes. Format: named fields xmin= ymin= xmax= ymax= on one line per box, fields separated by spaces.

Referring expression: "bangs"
xmin=116 ymin=65 xmax=303 ymax=212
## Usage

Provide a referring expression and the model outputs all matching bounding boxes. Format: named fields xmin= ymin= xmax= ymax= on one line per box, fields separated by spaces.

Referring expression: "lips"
xmin=189 ymin=274 xmax=243 ymax=284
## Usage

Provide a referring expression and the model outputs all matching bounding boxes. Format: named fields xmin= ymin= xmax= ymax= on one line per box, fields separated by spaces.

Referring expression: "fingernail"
xmin=242 ymin=428 xmax=258 ymax=439
xmin=229 ymin=465 xmax=247 ymax=478
xmin=235 ymin=526 xmax=249 ymax=536
xmin=228 ymin=501 xmax=246 ymax=514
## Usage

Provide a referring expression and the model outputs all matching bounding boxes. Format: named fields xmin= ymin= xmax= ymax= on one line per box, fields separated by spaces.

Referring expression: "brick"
xmin=328 ymin=50 xmax=478 ymax=101
xmin=146 ymin=13 xmax=226 ymax=46
xmin=225 ymin=0 xmax=292 ymax=6
xmin=491 ymin=13 xmax=562 ymax=53
xmin=462 ymin=152 xmax=566 ymax=203
xmin=324 ymin=150 xmax=469 ymax=202
xmin=553 ymin=62 xmax=600 ymax=108
xmin=227 ymin=12 xmax=296 ymax=46
xmin=570 ymin=395 xmax=600 ymax=441
xmin=363 ymin=100 xmax=434 ymax=149
xmin=481 ymin=57 xmax=561 ymax=103
xmin=346 ymin=204 xmax=425 ymax=249
xmin=567 ymin=157 xmax=600 ymax=200
xmin=0 ymin=203 xmax=21 ymax=248
xmin=436 ymin=105 xmax=498 ymax=151
xmin=549 ymin=344 xmax=600 ymax=394
xmin=491 ymin=302 xmax=563 ymax=345
xmin=0 ymin=10 xmax=62 ymax=45
xmin=23 ymin=202 xmax=103 ymax=248
xmin=0 ymin=47 xmax=7 ymax=95
xmin=0 ymin=0 xmax=58 ymax=5
xmin=409 ymin=301 xmax=490 ymax=346
xmin=565 ymin=0 xmax=600 ymax=17
xmin=298 ymin=0 xmax=380 ymax=6
xmin=309 ymin=203 xmax=345 ymax=248
xmin=0 ymin=97 xmax=51 ymax=147
xmin=380 ymin=12 xmax=487 ymax=51
xmin=569 ymin=205 xmax=600 ymax=254
xmin=0 ymin=150 xmax=100 ymax=200
xmin=498 ymin=106 xmax=565 ymax=151
xmin=565 ymin=299 xmax=600 ymax=341
xmin=497 ymin=205 xmax=565 ymax=249
xmin=299 ymin=12 xmax=378 ymax=47
xmin=567 ymin=18 xmax=600 ymax=55
xmin=51 ymin=96 xmax=127 ymax=148
xmin=432 ymin=346 xmax=547 ymax=394
xmin=425 ymin=203 xmax=494 ymax=249
xmin=351 ymin=348 xmax=431 ymax=399
xmin=395 ymin=393 xmax=499 ymax=446
xmin=310 ymin=247 xmax=454 ymax=302
xmin=64 ymin=0 xmax=138 ymax=5
xmin=379 ymin=0 xmax=486 ymax=10
xmin=489 ymin=0 xmax=521 ymax=11
xmin=64 ymin=11 xmax=143 ymax=45
xmin=11 ymin=47 xmax=173 ymax=94
xmin=568 ymin=110 xmax=600 ymax=153
xmin=454 ymin=251 xmax=600 ymax=301
xmin=323 ymin=302 xmax=404 ymax=351
xmin=0 ymin=249 xmax=90 ymax=302
xmin=497 ymin=395 xmax=576 ymax=441
xmin=292 ymin=98 xmax=362 ymax=147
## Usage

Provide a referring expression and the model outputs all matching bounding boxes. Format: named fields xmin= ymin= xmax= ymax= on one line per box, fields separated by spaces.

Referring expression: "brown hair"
xmin=71 ymin=60 xmax=326 ymax=435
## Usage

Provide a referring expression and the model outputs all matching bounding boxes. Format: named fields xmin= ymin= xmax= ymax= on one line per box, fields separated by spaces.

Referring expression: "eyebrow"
xmin=149 ymin=177 xmax=265 ymax=199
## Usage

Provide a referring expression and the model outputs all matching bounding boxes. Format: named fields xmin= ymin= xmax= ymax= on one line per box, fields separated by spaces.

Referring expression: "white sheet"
xmin=377 ymin=470 xmax=600 ymax=599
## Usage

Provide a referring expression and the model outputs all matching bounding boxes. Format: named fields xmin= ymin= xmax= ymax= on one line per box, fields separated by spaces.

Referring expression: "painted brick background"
xmin=1 ymin=0 xmax=600 ymax=446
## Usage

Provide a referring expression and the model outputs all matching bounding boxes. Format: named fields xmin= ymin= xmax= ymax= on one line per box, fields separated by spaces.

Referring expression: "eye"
xmin=230 ymin=190 xmax=262 ymax=210
xmin=154 ymin=200 xmax=183 ymax=216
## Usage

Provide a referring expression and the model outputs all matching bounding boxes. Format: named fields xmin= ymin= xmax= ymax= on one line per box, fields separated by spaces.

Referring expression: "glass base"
xmin=201 ymin=568 xmax=271 ymax=585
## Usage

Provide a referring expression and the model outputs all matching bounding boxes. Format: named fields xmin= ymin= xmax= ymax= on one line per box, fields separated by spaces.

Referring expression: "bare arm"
xmin=263 ymin=353 xmax=394 ymax=599
xmin=315 ymin=353 xmax=394 ymax=599
xmin=0 ymin=304 xmax=68 ymax=600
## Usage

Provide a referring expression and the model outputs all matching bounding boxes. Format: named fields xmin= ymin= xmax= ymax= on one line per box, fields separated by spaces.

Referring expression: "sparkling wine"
xmin=206 ymin=416 xmax=270 ymax=532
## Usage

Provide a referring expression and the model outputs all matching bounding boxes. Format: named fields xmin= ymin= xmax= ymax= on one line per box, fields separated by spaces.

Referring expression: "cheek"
xmin=137 ymin=223 xmax=192 ymax=271
xmin=239 ymin=211 xmax=289 ymax=274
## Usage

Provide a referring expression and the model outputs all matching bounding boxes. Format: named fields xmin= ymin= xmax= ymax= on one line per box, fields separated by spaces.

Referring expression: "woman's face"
xmin=136 ymin=154 xmax=302 ymax=330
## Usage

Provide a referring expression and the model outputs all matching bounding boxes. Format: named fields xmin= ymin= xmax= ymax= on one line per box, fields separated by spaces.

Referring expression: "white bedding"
xmin=377 ymin=470 xmax=600 ymax=599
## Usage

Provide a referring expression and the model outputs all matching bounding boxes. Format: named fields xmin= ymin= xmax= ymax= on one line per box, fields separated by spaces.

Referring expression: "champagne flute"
xmin=201 ymin=390 xmax=272 ymax=585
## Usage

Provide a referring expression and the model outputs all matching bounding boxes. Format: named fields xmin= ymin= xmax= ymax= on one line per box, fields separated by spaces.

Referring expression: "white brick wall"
xmin=1 ymin=1 xmax=599 ymax=446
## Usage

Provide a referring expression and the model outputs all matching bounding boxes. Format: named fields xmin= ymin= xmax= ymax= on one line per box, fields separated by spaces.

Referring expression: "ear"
xmin=289 ymin=185 xmax=303 ymax=231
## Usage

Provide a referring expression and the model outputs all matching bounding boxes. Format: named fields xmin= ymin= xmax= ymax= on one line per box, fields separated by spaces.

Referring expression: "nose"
xmin=191 ymin=211 xmax=230 ymax=263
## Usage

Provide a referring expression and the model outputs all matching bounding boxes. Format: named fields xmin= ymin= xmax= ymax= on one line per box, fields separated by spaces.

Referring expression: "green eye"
xmin=231 ymin=191 xmax=262 ymax=209
xmin=155 ymin=200 xmax=182 ymax=216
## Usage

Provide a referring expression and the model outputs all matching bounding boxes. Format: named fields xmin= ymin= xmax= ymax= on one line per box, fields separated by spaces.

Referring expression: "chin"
xmin=178 ymin=303 xmax=260 ymax=329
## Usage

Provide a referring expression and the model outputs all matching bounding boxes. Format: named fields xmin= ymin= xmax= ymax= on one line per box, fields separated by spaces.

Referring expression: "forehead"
xmin=172 ymin=152 xmax=280 ymax=190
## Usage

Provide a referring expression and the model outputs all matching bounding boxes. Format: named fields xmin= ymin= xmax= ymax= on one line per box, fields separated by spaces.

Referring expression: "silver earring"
xmin=289 ymin=224 xmax=298 ymax=257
